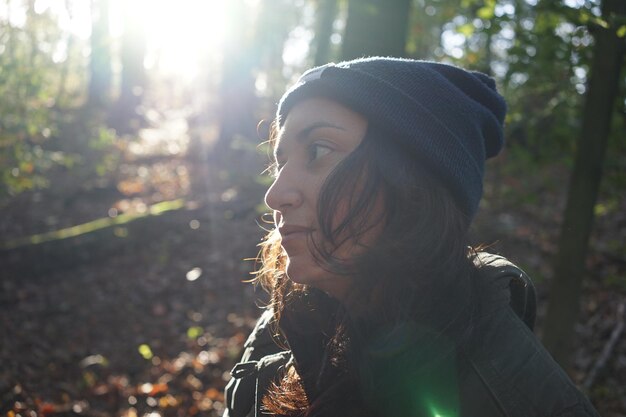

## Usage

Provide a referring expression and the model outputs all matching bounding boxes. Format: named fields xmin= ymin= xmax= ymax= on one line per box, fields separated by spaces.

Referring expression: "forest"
xmin=0 ymin=0 xmax=625 ymax=415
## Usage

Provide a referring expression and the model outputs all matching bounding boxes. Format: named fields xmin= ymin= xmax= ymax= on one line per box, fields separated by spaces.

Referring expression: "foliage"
xmin=408 ymin=0 xmax=625 ymax=166
xmin=0 ymin=1 xmax=120 ymax=205
xmin=0 ymin=5 xmax=66 ymax=199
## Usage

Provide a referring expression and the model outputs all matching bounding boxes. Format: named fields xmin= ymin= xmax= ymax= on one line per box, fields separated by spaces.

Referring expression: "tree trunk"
xmin=542 ymin=0 xmax=626 ymax=369
xmin=341 ymin=0 xmax=412 ymax=60
xmin=481 ymin=27 xmax=493 ymax=76
xmin=213 ymin=0 xmax=258 ymax=160
xmin=88 ymin=0 xmax=112 ymax=108
xmin=313 ymin=0 xmax=338 ymax=66
xmin=110 ymin=1 xmax=147 ymax=134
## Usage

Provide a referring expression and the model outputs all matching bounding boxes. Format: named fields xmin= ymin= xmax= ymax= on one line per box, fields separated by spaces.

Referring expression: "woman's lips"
xmin=279 ymin=225 xmax=313 ymax=244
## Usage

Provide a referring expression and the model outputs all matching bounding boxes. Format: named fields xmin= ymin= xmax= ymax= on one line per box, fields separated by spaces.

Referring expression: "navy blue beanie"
xmin=276 ymin=56 xmax=506 ymax=219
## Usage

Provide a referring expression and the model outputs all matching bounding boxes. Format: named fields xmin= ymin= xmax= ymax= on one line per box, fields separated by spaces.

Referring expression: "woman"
xmin=223 ymin=57 xmax=599 ymax=417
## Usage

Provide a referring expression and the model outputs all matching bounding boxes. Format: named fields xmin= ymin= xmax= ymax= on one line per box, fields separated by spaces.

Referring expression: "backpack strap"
xmin=473 ymin=252 xmax=537 ymax=330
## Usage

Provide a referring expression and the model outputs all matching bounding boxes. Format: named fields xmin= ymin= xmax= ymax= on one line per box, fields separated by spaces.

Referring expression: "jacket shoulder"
xmin=460 ymin=255 xmax=599 ymax=417
xmin=473 ymin=252 xmax=537 ymax=330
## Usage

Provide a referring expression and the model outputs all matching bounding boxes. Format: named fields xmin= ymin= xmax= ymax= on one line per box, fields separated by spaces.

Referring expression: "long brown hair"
xmin=256 ymin=120 xmax=477 ymax=416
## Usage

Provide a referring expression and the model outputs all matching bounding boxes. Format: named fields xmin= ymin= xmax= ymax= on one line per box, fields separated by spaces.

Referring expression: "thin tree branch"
xmin=583 ymin=301 xmax=625 ymax=390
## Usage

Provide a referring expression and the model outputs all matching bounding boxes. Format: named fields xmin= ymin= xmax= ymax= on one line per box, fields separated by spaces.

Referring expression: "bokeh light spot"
xmin=186 ymin=267 xmax=202 ymax=281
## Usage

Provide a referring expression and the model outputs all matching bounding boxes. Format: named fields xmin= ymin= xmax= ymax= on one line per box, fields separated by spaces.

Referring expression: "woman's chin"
xmin=284 ymin=257 xmax=318 ymax=287
xmin=286 ymin=258 xmax=351 ymax=300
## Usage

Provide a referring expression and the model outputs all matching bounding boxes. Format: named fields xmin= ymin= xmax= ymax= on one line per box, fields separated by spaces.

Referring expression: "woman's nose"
xmin=264 ymin=171 xmax=303 ymax=212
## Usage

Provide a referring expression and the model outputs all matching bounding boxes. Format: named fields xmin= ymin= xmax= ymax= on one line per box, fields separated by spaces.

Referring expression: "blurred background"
xmin=0 ymin=0 xmax=624 ymax=416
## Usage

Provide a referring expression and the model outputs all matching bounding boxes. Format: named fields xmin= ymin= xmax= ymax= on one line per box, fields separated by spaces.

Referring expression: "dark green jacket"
xmin=223 ymin=254 xmax=599 ymax=417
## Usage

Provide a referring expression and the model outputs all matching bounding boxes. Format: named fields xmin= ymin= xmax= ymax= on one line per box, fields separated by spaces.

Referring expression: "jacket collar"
xmin=279 ymin=289 xmax=342 ymax=402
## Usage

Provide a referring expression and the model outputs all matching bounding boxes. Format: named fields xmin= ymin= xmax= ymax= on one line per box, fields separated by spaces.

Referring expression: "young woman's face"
xmin=265 ymin=97 xmax=369 ymax=299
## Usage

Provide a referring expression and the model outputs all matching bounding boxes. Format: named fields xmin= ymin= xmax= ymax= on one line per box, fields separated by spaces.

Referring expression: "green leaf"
xmin=477 ymin=6 xmax=494 ymax=20
xmin=617 ymin=25 xmax=626 ymax=38
xmin=458 ymin=23 xmax=475 ymax=38
xmin=138 ymin=344 xmax=153 ymax=360
xmin=591 ymin=16 xmax=609 ymax=29
xmin=187 ymin=326 xmax=204 ymax=339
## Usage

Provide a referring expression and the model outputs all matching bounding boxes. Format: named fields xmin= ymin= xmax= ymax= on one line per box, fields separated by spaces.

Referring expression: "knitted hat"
xmin=276 ymin=57 xmax=506 ymax=219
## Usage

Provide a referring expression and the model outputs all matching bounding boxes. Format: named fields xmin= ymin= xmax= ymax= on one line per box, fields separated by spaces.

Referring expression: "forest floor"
xmin=0 ymin=109 xmax=625 ymax=417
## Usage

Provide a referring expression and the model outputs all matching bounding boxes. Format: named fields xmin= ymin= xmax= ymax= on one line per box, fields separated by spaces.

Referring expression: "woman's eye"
xmin=308 ymin=143 xmax=332 ymax=162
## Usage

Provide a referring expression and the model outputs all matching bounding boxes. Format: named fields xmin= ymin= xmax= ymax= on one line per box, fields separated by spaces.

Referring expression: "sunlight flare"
xmin=20 ymin=0 xmax=229 ymax=79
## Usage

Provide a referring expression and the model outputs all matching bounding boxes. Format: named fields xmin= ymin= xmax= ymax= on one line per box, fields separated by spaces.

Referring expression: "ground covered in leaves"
xmin=0 ymin=113 xmax=625 ymax=416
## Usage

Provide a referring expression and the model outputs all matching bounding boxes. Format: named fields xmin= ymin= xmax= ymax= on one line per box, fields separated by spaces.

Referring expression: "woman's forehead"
xmin=275 ymin=98 xmax=367 ymax=148
xmin=283 ymin=98 xmax=360 ymax=127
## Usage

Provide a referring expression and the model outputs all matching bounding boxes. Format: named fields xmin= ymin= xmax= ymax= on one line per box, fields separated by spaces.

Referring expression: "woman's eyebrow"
xmin=274 ymin=122 xmax=346 ymax=158
xmin=297 ymin=122 xmax=346 ymax=141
